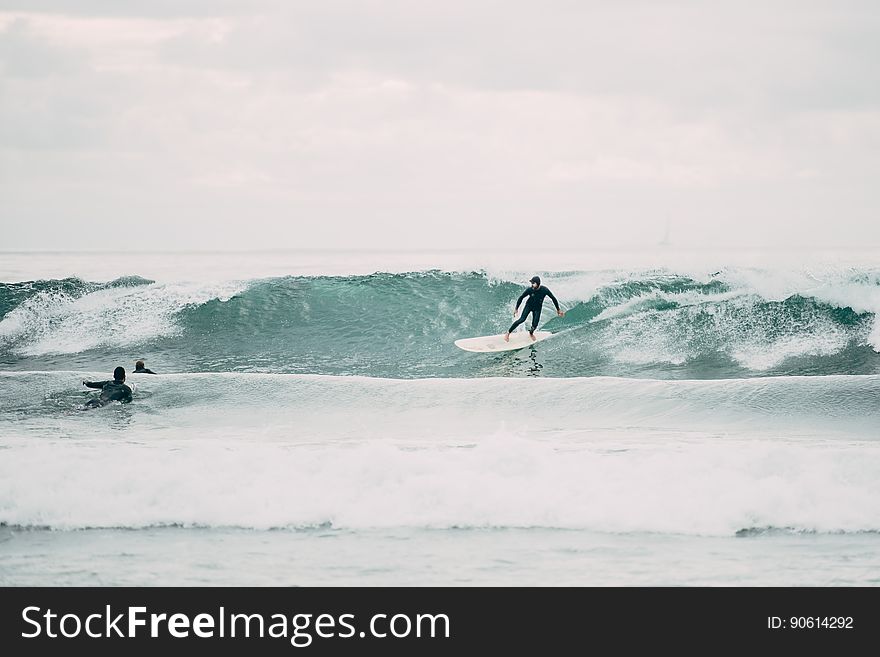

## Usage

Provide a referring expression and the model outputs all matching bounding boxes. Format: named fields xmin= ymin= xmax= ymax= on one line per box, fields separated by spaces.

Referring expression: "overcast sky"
xmin=1 ymin=1 xmax=878 ymax=251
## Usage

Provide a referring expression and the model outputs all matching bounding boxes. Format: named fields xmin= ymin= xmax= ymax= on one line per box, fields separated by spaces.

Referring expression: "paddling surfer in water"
xmin=133 ymin=359 xmax=156 ymax=374
xmin=82 ymin=366 xmax=133 ymax=408
xmin=505 ymin=276 xmax=565 ymax=342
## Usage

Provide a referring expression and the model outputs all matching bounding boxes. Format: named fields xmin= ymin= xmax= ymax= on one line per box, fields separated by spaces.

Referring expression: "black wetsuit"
xmin=84 ymin=379 xmax=133 ymax=408
xmin=133 ymin=367 xmax=156 ymax=374
xmin=508 ymin=285 xmax=561 ymax=333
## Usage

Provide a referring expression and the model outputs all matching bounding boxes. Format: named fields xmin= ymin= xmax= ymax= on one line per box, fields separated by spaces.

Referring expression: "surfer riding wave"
xmin=505 ymin=276 xmax=565 ymax=342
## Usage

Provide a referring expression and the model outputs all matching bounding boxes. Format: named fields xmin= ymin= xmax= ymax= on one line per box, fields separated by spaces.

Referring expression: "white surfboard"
xmin=454 ymin=330 xmax=552 ymax=353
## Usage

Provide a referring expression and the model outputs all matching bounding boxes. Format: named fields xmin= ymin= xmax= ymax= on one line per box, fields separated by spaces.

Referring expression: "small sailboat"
xmin=658 ymin=216 xmax=671 ymax=247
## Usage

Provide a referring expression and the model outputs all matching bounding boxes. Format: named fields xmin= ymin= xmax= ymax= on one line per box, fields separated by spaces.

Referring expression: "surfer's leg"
xmin=506 ymin=307 xmax=530 ymax=340
xmin=508 ymin=315 xmax=527 ymax=333
xmin=529 ymin=308 xmax=542 ymax=339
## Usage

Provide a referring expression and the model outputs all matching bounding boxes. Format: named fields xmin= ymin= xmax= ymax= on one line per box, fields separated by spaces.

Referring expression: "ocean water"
xmin=1 ymin=248 xmax=879 ymax=586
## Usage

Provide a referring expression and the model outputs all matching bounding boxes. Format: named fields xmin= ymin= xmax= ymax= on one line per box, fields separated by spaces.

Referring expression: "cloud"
xmin=0 ymin=0 xmax=253 ymax=19
xmin=1 ymin=2 xmax=879 ymax=251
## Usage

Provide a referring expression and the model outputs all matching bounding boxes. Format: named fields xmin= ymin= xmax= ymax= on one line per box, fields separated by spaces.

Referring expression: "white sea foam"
xmin=809 ymin=282 xmax=880 ymax=352
xmin=595 ymin=285 xmax=872 ymax=370
xmin=0 ymin=280 xmax=245 ymax=355
xmin=490 ymin=263 xmax=879 ymax=364
xmin=730 ymin=332 xmax=850 ymax=371
xmin=485 ymin=269 xmax=618 ymax=308
xmin=720 ymin=267 xmax=880 ymax=352
xmin=590 ymin=288 xmax=746 ymax=323
xmin=1 ymin=434 xmax=878 ymax=535
xmin=1 ymin=373 xmax=877 ymax=534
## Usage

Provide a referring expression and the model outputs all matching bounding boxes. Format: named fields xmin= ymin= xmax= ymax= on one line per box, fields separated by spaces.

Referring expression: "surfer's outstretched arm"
xmin=514 ymin=288 xmax=530 ymax=314
xmin=83 ymin=380 xmax=108 ymax=389
xmin=546 ymin=289 xmax=565 ymax=316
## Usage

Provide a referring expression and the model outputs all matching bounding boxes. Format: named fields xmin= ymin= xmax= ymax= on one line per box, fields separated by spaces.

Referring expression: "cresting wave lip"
xmin=0 ymin=277 xmax=245 ymax=356
xmin=0 ymin=268 xmax=877 ymax=378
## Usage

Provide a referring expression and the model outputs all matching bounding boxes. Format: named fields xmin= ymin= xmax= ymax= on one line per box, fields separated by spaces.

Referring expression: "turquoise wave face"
xmin=1 ymin=270 xmax=878 ymax=378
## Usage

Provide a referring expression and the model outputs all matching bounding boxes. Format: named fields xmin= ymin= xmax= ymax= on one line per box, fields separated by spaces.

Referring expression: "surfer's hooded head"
xmin=113 ymin=366 xmax=126 ymax=382
xmin=530 ymin=276 xmax=541 ymax=288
